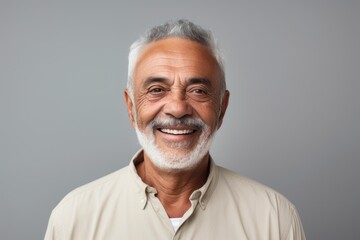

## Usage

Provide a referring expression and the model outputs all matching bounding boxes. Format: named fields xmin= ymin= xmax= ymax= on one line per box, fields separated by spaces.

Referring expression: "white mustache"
xmin=149 ymin=117 xmax=205 ymax=130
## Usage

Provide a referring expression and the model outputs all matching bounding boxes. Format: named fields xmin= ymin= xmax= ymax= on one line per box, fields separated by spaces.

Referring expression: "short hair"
xmin=127 ymin=19 xmax=226 ymax=100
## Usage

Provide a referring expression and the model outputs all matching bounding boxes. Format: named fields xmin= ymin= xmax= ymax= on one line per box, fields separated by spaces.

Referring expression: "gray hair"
xmin=127 ymin=19 xmax=226 ymax=100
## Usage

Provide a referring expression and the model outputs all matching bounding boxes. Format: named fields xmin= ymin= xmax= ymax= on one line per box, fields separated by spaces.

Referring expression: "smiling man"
xmin=45 ymin=20 xmax=305 ymax=239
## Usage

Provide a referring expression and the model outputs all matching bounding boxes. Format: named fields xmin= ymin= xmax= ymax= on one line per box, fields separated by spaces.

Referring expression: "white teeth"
xmin=160 ymin=129 xmax=194 ymax=135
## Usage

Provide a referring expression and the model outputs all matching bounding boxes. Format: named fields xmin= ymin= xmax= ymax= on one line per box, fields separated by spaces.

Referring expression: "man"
xmin=45 ymin=19 xmax=305 ymax=239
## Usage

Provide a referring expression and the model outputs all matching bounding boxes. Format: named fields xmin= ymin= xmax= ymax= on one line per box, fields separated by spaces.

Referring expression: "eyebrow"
xmin=187 ymin=78 xmax=212 ymax=87
xmin=142 ymin=77 xmax=212 ymax=88
xmin=143 ymin=77 xmax=170 ymax=88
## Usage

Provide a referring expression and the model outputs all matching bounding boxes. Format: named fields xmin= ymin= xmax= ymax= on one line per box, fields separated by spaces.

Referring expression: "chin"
xmin=135 ymin=126 xmax=215 ymax=172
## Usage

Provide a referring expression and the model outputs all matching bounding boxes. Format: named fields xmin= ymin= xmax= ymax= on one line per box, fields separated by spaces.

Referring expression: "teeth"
xmin=160 ymin=129 xmax=194 ymax=135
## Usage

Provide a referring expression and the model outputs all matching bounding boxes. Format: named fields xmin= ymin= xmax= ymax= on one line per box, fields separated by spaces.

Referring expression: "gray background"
xmin=1 ymin=0 xmax=359 ymax=239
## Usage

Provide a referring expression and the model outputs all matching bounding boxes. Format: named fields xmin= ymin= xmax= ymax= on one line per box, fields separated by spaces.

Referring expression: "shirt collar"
xmin=128 ymin=149 xmax=219 ymax=210
xmin=129 ymin=150 xmax=149 ymax=209
xmin=189 ymin=155 xmax=218 ymax=210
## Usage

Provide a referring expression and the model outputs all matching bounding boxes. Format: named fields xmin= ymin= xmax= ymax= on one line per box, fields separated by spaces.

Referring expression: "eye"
xmin=149 ymin=87 xmax=164 ymax=94
xmin=146 ymin=86 xmax=167 ymax=99
xmin=187 ymin=87 xmax=211 ymax=102
xmin=192 ymin=89 xmax=207 ymax=95
xmin=188 ymin=87 xmax=208 ymax=96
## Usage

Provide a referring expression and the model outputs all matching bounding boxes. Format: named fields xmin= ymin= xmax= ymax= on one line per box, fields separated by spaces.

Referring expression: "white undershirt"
xmin=170 ymin=218 xmax=182 ymax=231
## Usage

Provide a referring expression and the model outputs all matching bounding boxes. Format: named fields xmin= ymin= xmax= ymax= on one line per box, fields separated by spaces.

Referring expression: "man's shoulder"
xmin=216 ymin=166 xmax=296 ymax=210
xmin=209 ymin=166 xmax=305 ymax=239
xmin=53 ymin=165 xmax=132 ymax=212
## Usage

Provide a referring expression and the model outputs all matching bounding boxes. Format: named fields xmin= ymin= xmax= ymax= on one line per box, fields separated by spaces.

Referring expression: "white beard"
xmin=135 ymin=117 xmax=215 ymax=171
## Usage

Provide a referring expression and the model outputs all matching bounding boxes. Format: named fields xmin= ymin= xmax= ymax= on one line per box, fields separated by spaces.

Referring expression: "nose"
xmin=163 ymin=89 xmax=193 ymax=119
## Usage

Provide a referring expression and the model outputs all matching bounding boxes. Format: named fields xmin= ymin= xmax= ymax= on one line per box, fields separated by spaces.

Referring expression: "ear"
xmin=217 ymin=90 xmax=230 ymax=129
xmin=124 ymin=89 xmax=136 ymax=128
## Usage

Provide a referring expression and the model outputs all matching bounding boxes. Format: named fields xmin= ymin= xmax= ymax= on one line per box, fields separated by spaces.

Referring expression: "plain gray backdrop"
xmin=1 ymin=0 xmax=359 ymax=239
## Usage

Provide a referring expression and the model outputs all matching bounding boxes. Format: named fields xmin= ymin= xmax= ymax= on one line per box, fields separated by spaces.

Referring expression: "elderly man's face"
xmin=125 ymin=38 xmax=229 ymax=170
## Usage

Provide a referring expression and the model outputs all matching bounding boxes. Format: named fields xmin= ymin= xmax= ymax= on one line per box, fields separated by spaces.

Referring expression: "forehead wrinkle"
xmin=138 ymin=44 xmax=212 ymax=67
xmin=143 ymin=55 xmax=203 ymax=70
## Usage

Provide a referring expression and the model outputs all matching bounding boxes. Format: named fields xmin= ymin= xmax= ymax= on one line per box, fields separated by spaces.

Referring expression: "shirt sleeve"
xmin=44 ymin=211 xmax=58 ymax=240
xmin=283 ymin=207 xmax=306 ymax=240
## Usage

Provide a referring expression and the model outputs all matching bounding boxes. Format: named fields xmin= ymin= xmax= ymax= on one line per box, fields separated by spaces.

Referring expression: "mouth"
xmin=158 ymin=128 xmax=196 ymax=135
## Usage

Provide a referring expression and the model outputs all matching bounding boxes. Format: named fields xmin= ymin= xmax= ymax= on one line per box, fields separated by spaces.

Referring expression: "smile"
xmin=159 ymin=128 xmax=196 ymax=135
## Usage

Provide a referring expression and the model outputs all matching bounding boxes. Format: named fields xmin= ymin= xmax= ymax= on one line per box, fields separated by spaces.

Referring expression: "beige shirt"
xmin=45 ymin=150 xmax=305 ymax=240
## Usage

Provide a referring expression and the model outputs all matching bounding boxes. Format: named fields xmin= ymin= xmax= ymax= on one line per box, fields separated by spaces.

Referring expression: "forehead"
xmin=133 ymin=38 xmax=221 ymax=83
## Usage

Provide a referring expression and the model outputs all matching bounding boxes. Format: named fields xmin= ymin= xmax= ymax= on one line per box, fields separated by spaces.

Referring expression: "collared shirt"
xmin=45 ymin=150 xmax=306 ymax=239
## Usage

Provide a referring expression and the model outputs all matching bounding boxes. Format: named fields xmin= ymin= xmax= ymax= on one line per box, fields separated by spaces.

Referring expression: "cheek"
xmin=135 ymin=96 xmax=163 ymax=126
xmin=192 ymin=101 xmax=221 ymax=128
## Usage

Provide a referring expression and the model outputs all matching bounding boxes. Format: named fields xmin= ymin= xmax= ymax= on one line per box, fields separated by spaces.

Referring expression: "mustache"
xmin=149 ymin=117 xmax=206 ymax=130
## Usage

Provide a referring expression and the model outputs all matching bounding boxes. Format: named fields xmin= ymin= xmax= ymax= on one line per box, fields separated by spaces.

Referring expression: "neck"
xmin=136 ymin=153 xmax=210 ymax=218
